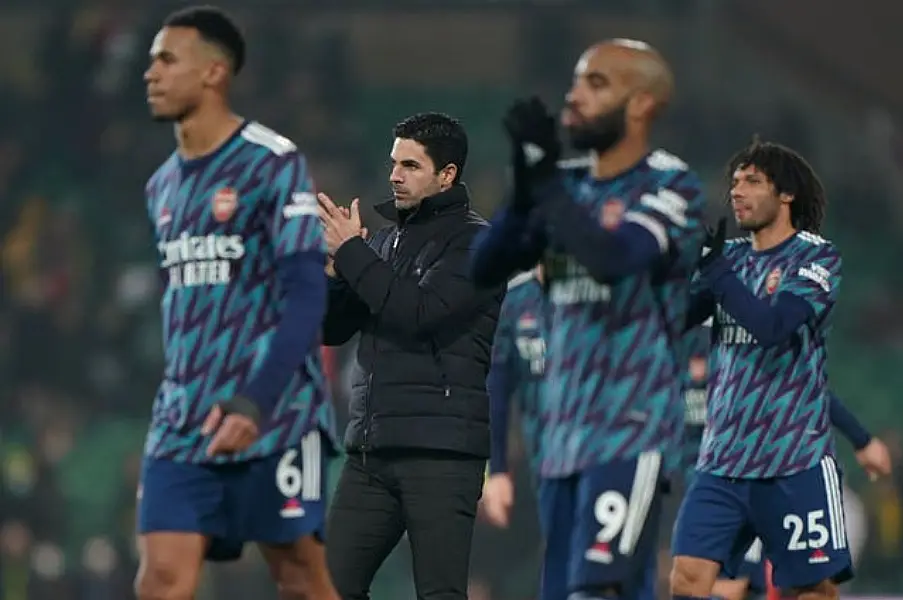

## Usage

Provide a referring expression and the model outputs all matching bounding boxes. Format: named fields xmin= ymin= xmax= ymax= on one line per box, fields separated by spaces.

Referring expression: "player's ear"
xmin=779 ymin=192 xmax=794 ymax=206
xmin=626 ymin=91 xmax=656 ymax=121
xmin=203 ymin=59 xmax=231 ymax=88
xmin=439 ymin=163 xmax=458 ymax=188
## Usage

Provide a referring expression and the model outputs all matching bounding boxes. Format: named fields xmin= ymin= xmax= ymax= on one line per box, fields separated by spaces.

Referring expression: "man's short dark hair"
xmin=393 ymin=113 xmax=468 ymax=183
xmin=164 ymin=6 xmax=246 ymax=74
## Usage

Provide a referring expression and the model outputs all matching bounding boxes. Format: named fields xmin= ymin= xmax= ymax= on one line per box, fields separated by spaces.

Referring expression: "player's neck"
xmin=751 ymin=222 xmax=797 ymax=252
xmin=175 ymin=105 xmax=243 ymax=161
xmin=589 ymin=136 xmax=648 ymax=180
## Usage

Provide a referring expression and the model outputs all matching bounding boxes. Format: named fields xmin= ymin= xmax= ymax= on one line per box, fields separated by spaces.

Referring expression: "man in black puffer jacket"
xmin=318 ymin=112 xmax=505 ymax=600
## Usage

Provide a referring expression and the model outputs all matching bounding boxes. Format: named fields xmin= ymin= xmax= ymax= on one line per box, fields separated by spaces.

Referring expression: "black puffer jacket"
xmin=323 ymin=184 xmax=505 ymax=457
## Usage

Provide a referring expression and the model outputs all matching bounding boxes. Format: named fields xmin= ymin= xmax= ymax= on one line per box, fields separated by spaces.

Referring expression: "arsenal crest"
xmin=212 ymin=187 xmax=238 ymax=222
xmin=765 ymin=267 xmax=782 ymax=294
xmin=600 ymin=199 xmax=625 ymax=230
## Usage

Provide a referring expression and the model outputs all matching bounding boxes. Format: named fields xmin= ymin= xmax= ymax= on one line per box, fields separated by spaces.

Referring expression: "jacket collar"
xmin=374 ymin=183 xmax=470 ymax=224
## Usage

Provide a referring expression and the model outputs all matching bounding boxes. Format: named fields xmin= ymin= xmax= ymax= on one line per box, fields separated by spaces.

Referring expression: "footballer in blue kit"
xmin=677 ymin=325 xmax=887 ymax=600
xmin=482 ymin=266 xmax=659 ymax=600
xmin=676 ymin=325 xmax=770 ymax=599
xmin=473 ymin=40 xmax=705 ymax=600
xmin=671 ymin=140 xmax=849 ymax=600
xmin=136 ymin=7 xmax=339 ymax=600
xmin=483 ymin=267 xmax=547 ymax=505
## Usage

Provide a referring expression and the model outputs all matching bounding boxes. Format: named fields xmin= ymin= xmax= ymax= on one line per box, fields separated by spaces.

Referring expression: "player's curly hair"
xmin=726 ymin=137 xmax=826 ymax=234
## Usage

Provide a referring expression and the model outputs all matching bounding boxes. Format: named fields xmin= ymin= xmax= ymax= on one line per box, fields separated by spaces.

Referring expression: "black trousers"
xmin=326 ymin=449 xmax=485 ymax=600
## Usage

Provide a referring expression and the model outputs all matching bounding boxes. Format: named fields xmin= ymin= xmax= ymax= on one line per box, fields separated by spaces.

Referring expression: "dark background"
xmin=0 ymin=1 xmax=901 ymax=598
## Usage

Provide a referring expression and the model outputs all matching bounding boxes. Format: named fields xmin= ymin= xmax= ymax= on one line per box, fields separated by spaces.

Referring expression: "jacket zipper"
xmin=392 ymin=228 xmax=405 ymax=251
xmin=361 ymin=372 xmax=374 ymax=463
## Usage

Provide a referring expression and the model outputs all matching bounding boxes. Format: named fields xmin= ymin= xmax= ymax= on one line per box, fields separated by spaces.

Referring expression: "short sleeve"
xmin=268 ymin=151 xmax=326 ymax=258
xmin=779 ymin=243 xmax=842 ymax=320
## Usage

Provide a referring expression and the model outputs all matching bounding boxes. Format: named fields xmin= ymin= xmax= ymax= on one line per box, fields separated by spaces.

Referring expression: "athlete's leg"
xmin=135 ymin=533 xmax=207 ymax=600
xmin=634 ymin=546 xmax=660 ymax=600
xmin=245 ymin=432 xmax=340 ymax=599
xmin=712 ymin=537 xmax=765 ymax=600
xmin=259 ymin=536 xmax=338 ymax=600
xmin=135 ymin=459 xmax=230 ymax=600
xmin=570 ymin=452 xmax=666 ymax=599
xmin=711 ymin=577 xmax=750 ymax=600
xmin=671 ymin=472 xmax=754 ymax=599
xmin=537 ymin=475 xmax=577 ymax=600
xmin=752 ymin=456 xmax=852 ymax=600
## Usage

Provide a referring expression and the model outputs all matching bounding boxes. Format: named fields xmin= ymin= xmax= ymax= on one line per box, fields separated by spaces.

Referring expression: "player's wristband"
xmin=220 ymin=395 xmax=261 ymax=425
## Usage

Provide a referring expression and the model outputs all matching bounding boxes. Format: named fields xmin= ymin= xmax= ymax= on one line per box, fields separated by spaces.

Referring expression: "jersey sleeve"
xmin=622 ymin=169 xmax=706 ymax=264
xmin=491 ymin=291 xmax=518 ymax=371
xmin=268 ymin=151 xmax=326 ymax=258
xmin=779 ymin=243 xmax=842 ymax=320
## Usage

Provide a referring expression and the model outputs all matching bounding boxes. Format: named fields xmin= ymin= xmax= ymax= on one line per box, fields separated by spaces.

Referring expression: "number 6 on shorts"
xmin=273 ymin=432 xmax=323 ymax=519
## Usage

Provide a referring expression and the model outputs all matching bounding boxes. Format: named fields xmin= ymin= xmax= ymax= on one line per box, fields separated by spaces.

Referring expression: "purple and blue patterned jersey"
xmin=697 ymin=232 xmax=842 ymax=478
xmin=539 ymin=150 xmax=706 ymax=478
xmin=682 ymin=380 xmax=707 ymax=481
xmin=144 ymin=121 xmax=335 ymax=464
xmin=490 ymin=271 xmax=547 ymax=475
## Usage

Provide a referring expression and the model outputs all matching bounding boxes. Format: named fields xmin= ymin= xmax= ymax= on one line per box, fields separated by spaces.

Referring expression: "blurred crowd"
xmin=0 ymin=1 xmax=901 ymax=598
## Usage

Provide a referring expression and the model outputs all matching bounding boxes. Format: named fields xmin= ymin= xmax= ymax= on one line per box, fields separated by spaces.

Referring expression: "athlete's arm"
xmin=536 ymin=175 xmax=705 ymax=282
xmin=829 ymin=391 xmax=872 ymax=450
xmin=243 ymin=254 xmax=327 ymax=411
xmin=488 ymin=297 xmax=517 ymax=474
xmin=471 ymin=206 xmax=547 ymax=288
xmin=701 ymin=259 xmax=813 ymax=347
xmin=334 ymin=225 xmax=504 ymax=337
xmin=700 ymin=246 xmax=841 ymax=348
xmin=542 ymin=200 xmax=661 ymax=280
xmin=488 ymin=365 xmax=515 ymax=474
xmin=241 ymin=150 xmax=327 ymax=412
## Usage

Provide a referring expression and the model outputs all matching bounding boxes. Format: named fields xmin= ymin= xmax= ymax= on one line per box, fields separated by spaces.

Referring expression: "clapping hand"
xmin=699 ymin=217 xmax=727 ymax=271
xmin=318 ymin=193 xmax=366 ymax=256
xmin=502 ymin=96 xmax=562 ymax=212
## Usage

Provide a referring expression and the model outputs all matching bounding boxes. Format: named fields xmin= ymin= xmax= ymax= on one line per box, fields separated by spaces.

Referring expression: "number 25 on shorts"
xmin=783 ymin=510 xmax=833 ymax=558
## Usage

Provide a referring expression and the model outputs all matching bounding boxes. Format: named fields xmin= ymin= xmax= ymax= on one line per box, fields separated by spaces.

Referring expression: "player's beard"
xmin=566 ymin=100 xmax=628 ymax=153
xmin=737 ymin=205 xmax=779 ymax=233
xmin=394 ymin=196 xmax=421 ymax=210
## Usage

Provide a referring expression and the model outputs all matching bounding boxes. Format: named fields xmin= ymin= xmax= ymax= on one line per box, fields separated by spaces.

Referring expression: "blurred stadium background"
xmin=0 ymin=0 xmax=901 ymax=598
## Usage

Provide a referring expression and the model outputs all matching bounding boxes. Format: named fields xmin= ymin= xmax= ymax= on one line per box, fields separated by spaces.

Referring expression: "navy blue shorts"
xmin=633 ymin=547 xmax=660 ymax=600
xmin=538 ymin=452 xmax=665 ymax=599
xmin=673 ymin=456 xmax=852 ymax=589
xmin=137 ymin=430 xmax=328 ymax=561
